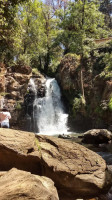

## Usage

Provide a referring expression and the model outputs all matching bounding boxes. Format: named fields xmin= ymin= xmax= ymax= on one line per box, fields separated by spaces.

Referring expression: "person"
xmin=0 ymin=107 xmax=11 ymax=128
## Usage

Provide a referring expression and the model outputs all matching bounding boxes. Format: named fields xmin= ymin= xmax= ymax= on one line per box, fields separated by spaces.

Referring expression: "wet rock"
xmin=0 ymin=168 xmax=59 ymax=200
xmin=82 ymin=129 xmax=112 ymax=144
xmin=97 ymin=186 xmax=112 ymax=200
xmin=58 ymin=134 xmax=71 ymax=139
xmin=23 ymin=76 xmax=46 ymax=131
xmin=98 ymin=152 xmax=112 ymax=165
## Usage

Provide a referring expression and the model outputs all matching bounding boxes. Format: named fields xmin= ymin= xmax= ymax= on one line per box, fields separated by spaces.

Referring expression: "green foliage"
xmin=100 ymin=52 xmax=112 ymax=80
xmin=0 ymin=92 xmax=9 ymax=97
xmin=108 ymin=97 xmax=112 ymax=111
xmin=64 ymin=53 xmax=80 ymax=59
xmin=35 ymin=138 xmax=41 ymax=152
xmin=15 ymin=102 xmax=22 ymax=110
xmin=72 ymin=97 xmax=82 ymax=117
xmin=72 ymin=94 xmax=86 ymax=117
xmin=17 ymin=54 xmax=31 ymax=66
xmin=94 ymin=106 xmax=103 ymax=116
xmin=0 ymin=0 xmax=110 ymax=76
xmin=94 ymin=100 xmax=108 ymax=116
xmin=103 ymin=52 xmax=112 ymax=71
xmin=62 ymin=53 xmax=81 ymax=70
xmin=0 ymin=0 xmax=27 ymax=62
xmin=73 ymin=97 xmax=82 ymax=110
xmin=99 ymin=0 xmax=112 ymax=28
xmin=11 ymin=0 xmax=61 ymax=73
xmin=57 ymin=0 xmax=106 ymax=57
xmin=32 ymin=68 xmax=39 ymax=75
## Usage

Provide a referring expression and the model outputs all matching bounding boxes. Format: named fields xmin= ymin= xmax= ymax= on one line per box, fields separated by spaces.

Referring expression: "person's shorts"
xmin=1 ymin=122 xmax=9 ymax=128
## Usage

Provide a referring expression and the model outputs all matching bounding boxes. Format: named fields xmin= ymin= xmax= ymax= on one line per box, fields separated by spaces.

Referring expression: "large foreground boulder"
xmin=36 ymin=135 xmax=112 ymax=199
xmin=82 ymin=129 xmax=112 ymax=144
xmin=0 ymin=128 xmax=111 ymax=200
xmin=0 ymin=168 xmax=59 ymax=200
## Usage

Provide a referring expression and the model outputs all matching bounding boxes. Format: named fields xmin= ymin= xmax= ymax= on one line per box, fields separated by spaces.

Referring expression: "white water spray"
xmin=29 ymin=78 xmax=37 ymax=95
xmin=33 ymin=78 xmax=68 ymax=135
xmin=0 ymin=97 xmax=5 ymax=109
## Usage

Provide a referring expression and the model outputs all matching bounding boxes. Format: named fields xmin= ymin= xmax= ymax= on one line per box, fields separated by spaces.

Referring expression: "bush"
xmin=64 ymin=53 xmax=80 ymax=63
xmin=32 ymin=68 xmax=39 ymax=75
xmin=100 ymin=53 xmax=112 ymax=80
xmin=108 ymin=97 xmax=112 ymax=111
xmin=72 ymin=97 xmax=82 ymax=117
xmin=17 ymin=54 xmax=31 ymax=66
xmin=15 ymin=102 xmax=22 ymax=110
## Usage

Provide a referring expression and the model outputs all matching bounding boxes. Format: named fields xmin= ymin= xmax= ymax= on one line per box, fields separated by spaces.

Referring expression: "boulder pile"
xmin=0 ymin=128 xmax=111 ymax=200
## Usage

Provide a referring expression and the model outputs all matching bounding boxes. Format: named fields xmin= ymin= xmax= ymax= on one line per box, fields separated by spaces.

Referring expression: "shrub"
xmin=32 ymin=68 xmax=39 ymax=75
xmin=35 ymin=138 xmax=41 ymax=152
xmin=108 ymin=97 xmax=112 ymax=111
xmin=72 ymin=97 xmax=82 ymax=117
xmin=15 ymin=102 xmax=22 ymax=110
xmin=0 ymin=92 xmax=9 ymax=97
xmin=17 ymin=54 xmax=31 ymax=66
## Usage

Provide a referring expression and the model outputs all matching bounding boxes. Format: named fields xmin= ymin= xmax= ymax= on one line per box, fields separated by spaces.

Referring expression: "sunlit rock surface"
xmin=82 ymin=129 xmax=112 ymax=144
xmin=0 ymin=168 xmax=59 ymax=200
xmin=0 ymin=129 xmax=111 ymax=200
xmin=37 ymin=135 xmax=112 ymax=199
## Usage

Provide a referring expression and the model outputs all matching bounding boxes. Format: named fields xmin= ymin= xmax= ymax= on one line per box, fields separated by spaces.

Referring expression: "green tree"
xmin=58 ymin=0 xmax=107 ymax=101
xmin=0 ymin=0 xmax=28 ymax=63
xmin=14 ymin=0 xmax=61 ymax=74
xmin=99 ymin=0 xmax=112 ymax=28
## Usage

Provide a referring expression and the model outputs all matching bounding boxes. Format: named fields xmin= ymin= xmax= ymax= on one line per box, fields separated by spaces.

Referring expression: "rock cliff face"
xmin=0 ymin=62 xmax=32 ymax=129
xmin=0 ymin=63 xmax=46 ymax=131
xmin=57 ymin=54 xmax=112 ymax=131
xmin=23 ymin=73 xmax=46 ymax=132
xmin=0 ymin=63 xmax=32 ymax=101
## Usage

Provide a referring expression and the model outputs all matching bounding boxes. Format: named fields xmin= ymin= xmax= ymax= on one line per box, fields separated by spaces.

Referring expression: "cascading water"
xmin=0 ymin=96 xmax=5 ymax=109
xmin=29 ymin=78 xmax=37 ymax=95
xmin=33 ymin=78 xmax=68 ymax=135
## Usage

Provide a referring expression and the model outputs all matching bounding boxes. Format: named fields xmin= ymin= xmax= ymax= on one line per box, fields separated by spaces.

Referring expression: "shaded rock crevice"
xmin=0 ymin=145 xmax=42 ymax=175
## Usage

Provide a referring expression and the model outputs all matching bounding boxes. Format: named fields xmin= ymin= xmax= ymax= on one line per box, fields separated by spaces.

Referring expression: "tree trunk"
xmin=80 ymin=0 xmax=86 ymax=103
xmin=80 ymin=64 xmax=85 ymax=100
xmin=44 ymin=47 xmax=50 ymax=74
xmin=39 ymin=55 xmax=42 ymax=70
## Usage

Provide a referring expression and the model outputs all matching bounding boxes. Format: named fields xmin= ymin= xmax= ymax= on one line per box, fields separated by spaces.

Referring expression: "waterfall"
xmin=0 ymin=97 xmax=4 ymax=109
xmin=33 ymin=78 xmax=68 ymax=135
xmin=24 ymin=78 xmax=37 ymax=132
xmin=29 ymin=78 xmax=37 ymax=95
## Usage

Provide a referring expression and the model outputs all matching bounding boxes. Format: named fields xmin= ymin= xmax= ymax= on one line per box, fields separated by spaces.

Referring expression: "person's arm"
xmin=0 ymin=113 xmax=4 ymax=122
xmin=8 ymin=112 xmax=11 ymax=119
